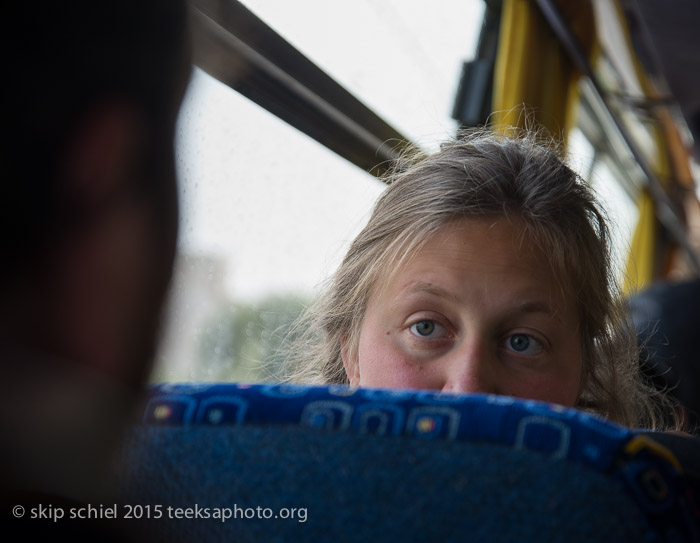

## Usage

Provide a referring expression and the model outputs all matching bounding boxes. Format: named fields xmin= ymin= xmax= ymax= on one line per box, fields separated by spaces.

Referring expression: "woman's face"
xmin=343 ymin=218 xmax=583 ymax=406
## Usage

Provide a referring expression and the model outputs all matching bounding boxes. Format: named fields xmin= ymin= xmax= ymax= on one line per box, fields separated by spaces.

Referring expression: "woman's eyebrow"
xmin=399 ymin=283 xmax=563 ymax=320
xmin=398 ymin=281 xmax=459 ymax=302
xmin=512 ymin=300 xmax=562 ymax=322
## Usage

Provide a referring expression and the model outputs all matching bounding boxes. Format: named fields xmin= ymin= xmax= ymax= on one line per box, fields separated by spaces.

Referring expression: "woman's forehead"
xmin=370 ymin=217 xmax=573 ymax=306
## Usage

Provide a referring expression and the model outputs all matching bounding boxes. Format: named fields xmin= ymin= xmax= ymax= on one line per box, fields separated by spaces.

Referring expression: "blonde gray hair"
xmin=283 ymin=131 xmax=677 ymax=430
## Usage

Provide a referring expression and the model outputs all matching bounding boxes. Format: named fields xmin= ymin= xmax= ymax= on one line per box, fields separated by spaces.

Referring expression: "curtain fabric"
xmin=491 ymin=0 xmax=594 ymax=142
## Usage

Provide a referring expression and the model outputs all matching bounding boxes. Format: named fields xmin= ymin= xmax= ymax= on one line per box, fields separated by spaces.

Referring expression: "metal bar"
xmin=188 ymin=0 xmax=411 ymax=178
xmin=534 ymin=0 xmax=700 ymax=274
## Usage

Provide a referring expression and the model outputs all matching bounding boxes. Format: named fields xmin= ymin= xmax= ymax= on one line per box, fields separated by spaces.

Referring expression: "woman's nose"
xmin=441 ymin=341 xmax=497 ymax=395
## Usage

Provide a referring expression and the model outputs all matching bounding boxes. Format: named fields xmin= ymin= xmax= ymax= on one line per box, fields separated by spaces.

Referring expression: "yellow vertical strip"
xmin=623 ymin=191 xmax=657 ymax=293
xmin=492 ymin=0 xmax=593 ymax=143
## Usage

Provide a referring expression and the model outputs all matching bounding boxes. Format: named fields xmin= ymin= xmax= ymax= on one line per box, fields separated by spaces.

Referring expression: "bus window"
xmin=153 ymin=68 xmax=382 ymax=382
xmin=239 ymin=0 xmax=484 ymax=148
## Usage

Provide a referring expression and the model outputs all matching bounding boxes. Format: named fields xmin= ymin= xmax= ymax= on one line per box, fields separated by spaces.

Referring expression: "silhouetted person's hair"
xmin=2 ymin=0 xmax=188 ymax=282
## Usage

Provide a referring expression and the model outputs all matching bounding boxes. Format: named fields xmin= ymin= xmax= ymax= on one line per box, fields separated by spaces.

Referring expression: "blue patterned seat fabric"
xmin=118 ymin=383 xmax=700 ymax=542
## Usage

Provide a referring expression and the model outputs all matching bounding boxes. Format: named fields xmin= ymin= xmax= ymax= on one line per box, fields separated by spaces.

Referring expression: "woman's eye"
xmin=503 ymin=333 xmax=544 ymax=355
xmin=409 ymin=320 xmax=447 ymax=338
